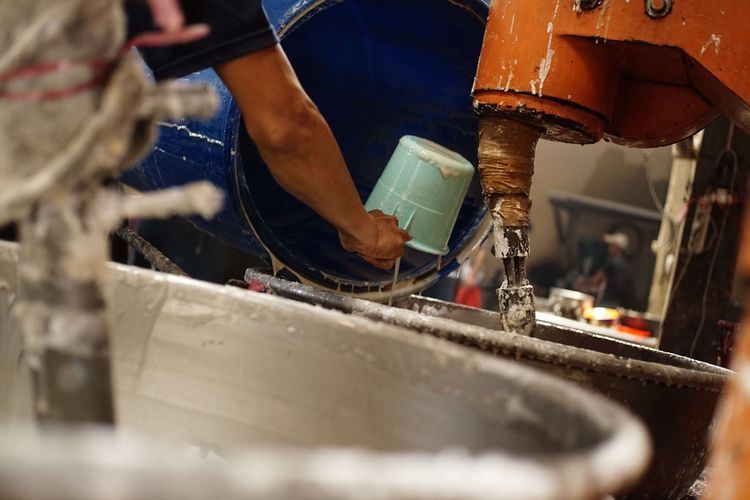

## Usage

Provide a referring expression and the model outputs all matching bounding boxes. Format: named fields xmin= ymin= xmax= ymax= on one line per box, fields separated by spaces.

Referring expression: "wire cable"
xmin=689 ymin=124 xmax=738 ymax=357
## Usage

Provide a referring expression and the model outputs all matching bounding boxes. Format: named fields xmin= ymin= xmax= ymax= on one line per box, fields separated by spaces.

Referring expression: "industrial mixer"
xmin=4 ymin=0 xmax=750 ymax=498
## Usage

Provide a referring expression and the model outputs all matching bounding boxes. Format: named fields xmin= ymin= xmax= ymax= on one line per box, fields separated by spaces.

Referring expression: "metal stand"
xmin=659 ymin=117 xmax=748 ymax=365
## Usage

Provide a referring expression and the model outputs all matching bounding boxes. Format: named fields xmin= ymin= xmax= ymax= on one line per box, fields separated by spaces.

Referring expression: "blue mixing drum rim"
xmin=123 ymin=0 xmax=491 ymax=298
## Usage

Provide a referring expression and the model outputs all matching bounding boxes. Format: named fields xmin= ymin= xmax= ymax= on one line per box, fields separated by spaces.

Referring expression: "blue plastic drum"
xmin=122 ymin=0 xmax=490 ymax=298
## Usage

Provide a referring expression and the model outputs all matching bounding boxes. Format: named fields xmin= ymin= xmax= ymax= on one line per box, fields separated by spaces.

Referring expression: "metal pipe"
xmin=478 ymin=117 xmax=541 ymax=335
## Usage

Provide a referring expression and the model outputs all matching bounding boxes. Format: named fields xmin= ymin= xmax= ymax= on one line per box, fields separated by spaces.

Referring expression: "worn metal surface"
xmin=397 ymin=296 xmax=659 ymax=347
xmin=246 ymin=271 xmax=729 ymax=499
xmin=394 ymin=294 xmax=501 ymax=330
xmin=122 ymin=0 xmax=492 ymax=297
xmin=0 ymin=420 xmax=646 ymax=500
xmin=0 ymin=242 xmax=649 ymax=499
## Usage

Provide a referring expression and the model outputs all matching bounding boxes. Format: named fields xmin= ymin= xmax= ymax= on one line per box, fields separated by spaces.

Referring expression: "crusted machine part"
xmin=478 ymin=117 xmax=540 ymax=335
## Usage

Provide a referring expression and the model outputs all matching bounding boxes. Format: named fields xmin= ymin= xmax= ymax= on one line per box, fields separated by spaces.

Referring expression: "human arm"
xmin=215 ymin=45 xmax=410 ymax=269
xmin=461 ymin=247 xmax=487 ymax=287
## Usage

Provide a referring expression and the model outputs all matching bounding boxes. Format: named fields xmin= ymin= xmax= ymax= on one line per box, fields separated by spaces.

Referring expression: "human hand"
xmin=129 ymin=0 xmax=210 ymax=48
xmin=147 ymin=0 xmax=184 ymax=31
xmin=339 ymin=210 xmax=412 ymax=270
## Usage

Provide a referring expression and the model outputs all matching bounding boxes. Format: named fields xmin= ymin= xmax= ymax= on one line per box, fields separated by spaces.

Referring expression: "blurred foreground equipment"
xmin=0 ymin=0 xmax=219 ymax=424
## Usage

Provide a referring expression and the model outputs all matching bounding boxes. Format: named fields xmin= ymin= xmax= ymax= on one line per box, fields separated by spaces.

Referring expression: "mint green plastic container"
xmin=365 ymin=136 xmax=475 ymax=256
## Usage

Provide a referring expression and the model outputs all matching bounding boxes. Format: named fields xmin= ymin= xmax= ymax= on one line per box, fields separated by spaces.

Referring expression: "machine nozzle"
xmin=478 ymin=117 xmax=541 ymax=335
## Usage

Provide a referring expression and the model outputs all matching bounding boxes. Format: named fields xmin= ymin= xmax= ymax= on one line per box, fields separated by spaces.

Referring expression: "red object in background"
xmin=247 ymin=280 xmax=267 ymax=293
xmin=455 ymin=285 xmax=482 ymax=309
xmin=613 ymin=324 xmax=652 ymax=338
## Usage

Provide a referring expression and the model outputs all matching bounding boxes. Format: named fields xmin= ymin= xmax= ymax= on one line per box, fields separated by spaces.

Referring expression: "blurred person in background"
xmin=574 ymin=232 xmax=637 ymax=309
xmin=454 ymin=245 xmax=488 ymax=309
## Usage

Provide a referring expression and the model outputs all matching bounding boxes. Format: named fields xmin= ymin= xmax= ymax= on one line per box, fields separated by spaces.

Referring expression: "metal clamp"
xmin=645 ymin=0 xmax=672 ymax=18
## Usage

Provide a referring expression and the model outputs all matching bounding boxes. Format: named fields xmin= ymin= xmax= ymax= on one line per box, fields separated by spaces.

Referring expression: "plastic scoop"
xmin=365 ymin=136 xmax=475 ymax=256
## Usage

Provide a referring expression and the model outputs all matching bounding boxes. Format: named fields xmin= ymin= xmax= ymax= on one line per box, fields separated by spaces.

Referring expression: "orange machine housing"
xmin=473 ymin=0 xmax=750 ymax=147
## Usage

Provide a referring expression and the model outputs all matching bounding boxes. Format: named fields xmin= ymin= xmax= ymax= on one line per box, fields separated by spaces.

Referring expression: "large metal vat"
xmin=244 ymin=271 xmax=730 ymax=499
xmin=122 ymin=0 xmax=491 ymax=298
xmin=0 ymin=241 xmax=649 ymax=498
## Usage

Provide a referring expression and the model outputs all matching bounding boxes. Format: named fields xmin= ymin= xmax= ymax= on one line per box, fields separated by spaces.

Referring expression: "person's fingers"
xmin=129 ymin=24 xmax=210 ymax=48
xmin=377 ymin=243 xmax=404 ymax=260
xmin=370 ymin=209 xmax=398 ymax=222
xmin=340 ymin=240 xmax=355 ymax=253
xmin=378 ymin=216 xmax=399 ymax=228
xmin=378 ymin=213 xmax=397 ymax=220
xmin=148 ymin=0 xmax=185 ymax=32
xmin=359 ymin=245 xmax=400 ymax=266
xmin=341 ymin=211 xmax=410 ymax=268
xmin=364 ymin=257 xmax=395 ymax=270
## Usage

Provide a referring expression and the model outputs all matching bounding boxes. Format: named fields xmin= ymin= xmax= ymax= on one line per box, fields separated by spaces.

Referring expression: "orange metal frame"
xmin=473 ymin=0 xmax=750 ymax=147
